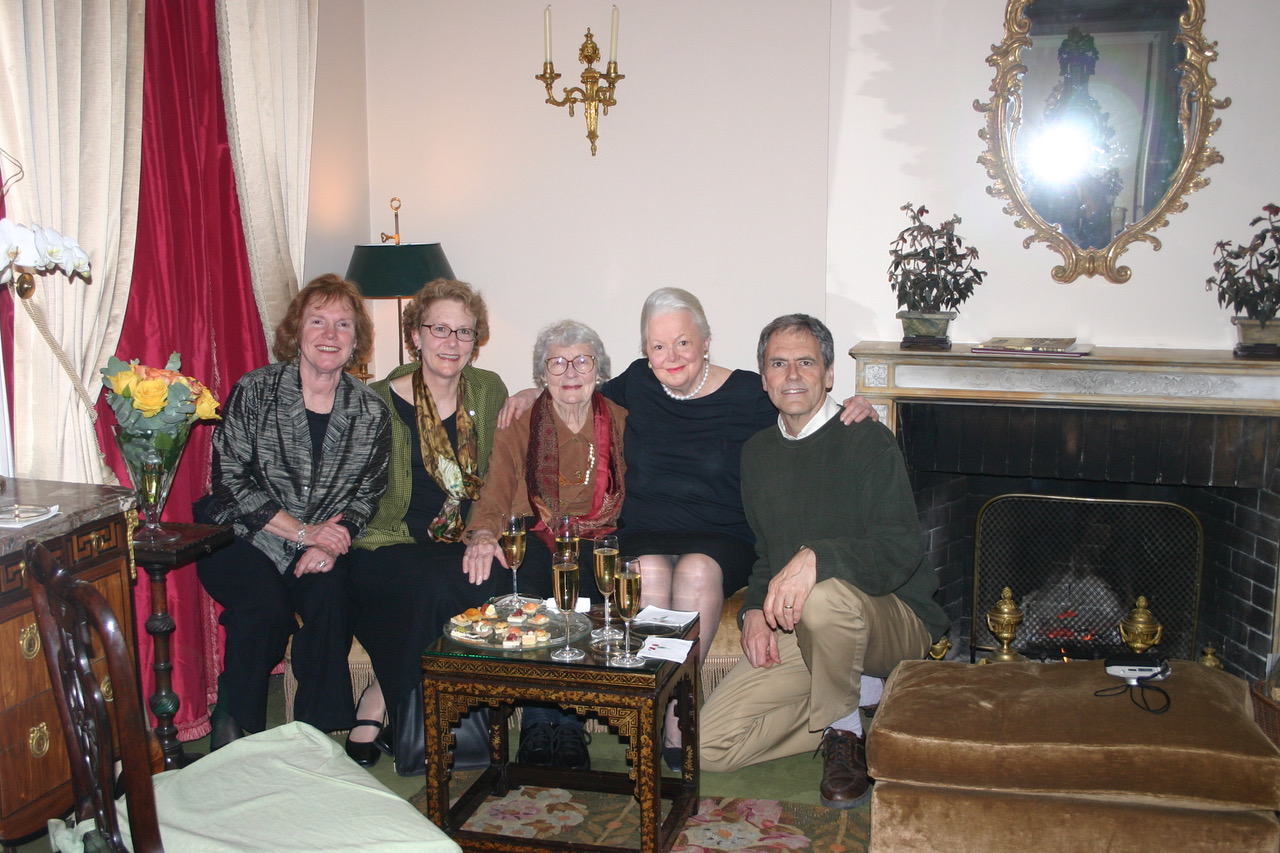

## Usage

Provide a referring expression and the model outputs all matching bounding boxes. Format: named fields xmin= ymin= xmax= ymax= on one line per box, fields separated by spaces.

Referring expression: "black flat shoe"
xmin=663 ymin=746 xmax=683 ymax=773
xmin=345 ymin=719 xmax=384 ymax=768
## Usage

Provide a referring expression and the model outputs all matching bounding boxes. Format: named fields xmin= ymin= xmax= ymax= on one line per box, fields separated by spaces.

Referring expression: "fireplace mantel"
xmin=849 ymin=342 xmax=1280 ymax=431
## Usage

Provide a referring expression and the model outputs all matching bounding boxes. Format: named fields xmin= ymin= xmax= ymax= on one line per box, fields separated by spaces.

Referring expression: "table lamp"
xmin=345 ymin=198 xmax=455 ymax=374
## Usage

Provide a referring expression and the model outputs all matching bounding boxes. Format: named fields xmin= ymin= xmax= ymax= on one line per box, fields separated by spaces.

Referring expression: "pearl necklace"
xmin=559 ymin=437 xmax=596 ymax=486
xmin=661 ymin=358 xmax=710 ymax=401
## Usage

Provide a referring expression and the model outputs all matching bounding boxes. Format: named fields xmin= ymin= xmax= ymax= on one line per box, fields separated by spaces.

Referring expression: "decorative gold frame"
xmin=974 ymin=0 xmax=1230 ymax=283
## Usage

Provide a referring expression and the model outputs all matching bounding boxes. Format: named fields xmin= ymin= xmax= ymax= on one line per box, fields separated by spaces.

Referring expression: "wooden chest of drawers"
xmin=0 ymin=479 xmax=136 ymax=846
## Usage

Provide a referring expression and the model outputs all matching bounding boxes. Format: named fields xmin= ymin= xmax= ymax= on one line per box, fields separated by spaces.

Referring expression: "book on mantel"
xmin=971 ymin=337 xmax=1092 ymax=357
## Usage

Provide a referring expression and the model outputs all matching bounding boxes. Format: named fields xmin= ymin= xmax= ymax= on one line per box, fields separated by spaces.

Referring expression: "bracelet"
xmin=297 ymin=526 xmax=307 ymax=548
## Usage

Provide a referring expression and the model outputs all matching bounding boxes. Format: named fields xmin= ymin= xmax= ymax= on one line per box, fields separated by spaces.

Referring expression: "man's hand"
xmin=741 ymin=610 xmax=781 ymax=668
xmin=838 ymin=395 xmax=879 ymax=426
xmin=762 ymin=547 xmax=818 ymax=632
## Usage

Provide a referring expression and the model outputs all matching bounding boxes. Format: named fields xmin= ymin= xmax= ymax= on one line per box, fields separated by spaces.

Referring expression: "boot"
xmin=209 ymin=675 xmax=246 ymax=752
xmin=389 ymin=685 xmax=426 ymax=777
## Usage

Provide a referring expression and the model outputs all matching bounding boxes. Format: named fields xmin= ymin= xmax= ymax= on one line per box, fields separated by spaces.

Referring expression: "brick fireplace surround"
xmin=850 ymin=342 xmax=1280 ymax=680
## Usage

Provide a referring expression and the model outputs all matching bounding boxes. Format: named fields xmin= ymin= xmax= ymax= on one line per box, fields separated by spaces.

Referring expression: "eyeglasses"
xmin=544 ymin=354 xmax=598 ymax=375
xmin=422 ymin=323 xmax=477 ymax=342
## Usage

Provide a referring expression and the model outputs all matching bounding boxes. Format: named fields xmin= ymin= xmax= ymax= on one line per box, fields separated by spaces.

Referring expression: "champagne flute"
xmin=612 ymin=558 xmax=645 ymax=667
xmin=499 ymin=514 xmax=527 ymax=607
xmin=591 ymin=535 xmax=623 ymax=641
xmin=551 ymin=554 xmax=585 ymax=661
xmin=555 ymin=514 xmax=580 ymax=561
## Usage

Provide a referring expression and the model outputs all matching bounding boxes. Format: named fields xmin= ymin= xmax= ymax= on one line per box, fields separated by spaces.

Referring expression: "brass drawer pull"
xmin=20 ymin=624 xmax=40 ymax=660
xmin=102 ymin=675 xmax=114 ymax=702
xmin=90 ymin=531 xmax=105 ymax=552
xmin=29 ymin=722 xmax=49 ymax=758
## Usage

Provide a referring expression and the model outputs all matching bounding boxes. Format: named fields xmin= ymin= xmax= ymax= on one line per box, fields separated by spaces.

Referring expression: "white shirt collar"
xmin=778 ymin=396 xmax=842 ymax=440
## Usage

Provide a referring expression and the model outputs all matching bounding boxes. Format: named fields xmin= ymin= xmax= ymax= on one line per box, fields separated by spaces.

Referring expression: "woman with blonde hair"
xmin=348 ymin=278 xmax=514 ymax=775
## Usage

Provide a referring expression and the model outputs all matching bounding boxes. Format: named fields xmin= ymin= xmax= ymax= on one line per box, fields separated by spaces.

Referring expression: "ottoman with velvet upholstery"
xmin=867 ymin=659 xmax=1280 ymax=852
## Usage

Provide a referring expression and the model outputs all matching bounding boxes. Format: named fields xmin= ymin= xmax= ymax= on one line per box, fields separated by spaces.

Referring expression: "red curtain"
xmin=1 ymin=172 xmax=12 ymax=435
xmin=94 ymin=0 xmax=268 ymax=738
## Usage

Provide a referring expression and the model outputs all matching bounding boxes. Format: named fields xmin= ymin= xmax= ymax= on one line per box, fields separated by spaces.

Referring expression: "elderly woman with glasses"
xmin=347 ymin=279 xmax=517 ymax=776
xmin=461 ymin=318 xmax=627 ymax=771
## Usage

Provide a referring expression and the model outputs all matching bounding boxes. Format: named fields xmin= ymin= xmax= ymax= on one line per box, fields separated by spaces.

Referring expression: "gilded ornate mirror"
xmin=975 ymin=0 xmax=1229 ymax=282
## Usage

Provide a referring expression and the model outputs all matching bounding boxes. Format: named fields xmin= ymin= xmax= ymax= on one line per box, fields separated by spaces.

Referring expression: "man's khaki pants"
xmin=700 ymin=577 xmax=929 ymax=773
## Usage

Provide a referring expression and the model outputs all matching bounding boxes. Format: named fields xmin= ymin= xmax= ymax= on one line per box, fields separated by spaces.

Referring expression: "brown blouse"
xmin=466 ymin=398 xmax=628 ymax=538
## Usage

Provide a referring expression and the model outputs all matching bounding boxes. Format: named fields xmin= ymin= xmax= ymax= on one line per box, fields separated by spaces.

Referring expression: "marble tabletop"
xmin=0 ymin=477 xmax=136 ymax=557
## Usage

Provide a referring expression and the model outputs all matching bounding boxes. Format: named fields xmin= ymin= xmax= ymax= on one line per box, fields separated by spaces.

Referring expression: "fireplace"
xmin=970 ymin=489 xmax=1202 ymax=662
xmin=850 ymin=342 xmax=1280 ymax=680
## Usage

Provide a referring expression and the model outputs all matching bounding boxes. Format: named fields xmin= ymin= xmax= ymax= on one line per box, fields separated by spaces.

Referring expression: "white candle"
xmin=544 ymin=6 xmax=552 ymax=63
xmin=609 ymin=6 xmax=619 ymax=63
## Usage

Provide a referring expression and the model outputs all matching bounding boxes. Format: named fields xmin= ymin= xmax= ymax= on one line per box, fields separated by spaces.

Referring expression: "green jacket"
xmin=354 ymin=361 xmax=508 ymax=550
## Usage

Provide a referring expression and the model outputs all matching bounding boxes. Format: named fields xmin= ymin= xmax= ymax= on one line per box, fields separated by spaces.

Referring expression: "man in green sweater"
xmin=699 ymin=314 xmax=948 ymax=809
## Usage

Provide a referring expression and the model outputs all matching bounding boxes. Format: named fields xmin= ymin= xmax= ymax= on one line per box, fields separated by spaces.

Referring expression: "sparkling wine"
xmin=555 ymin=534 xmax=580 ymax=560
xmin=593 ymin=547 xmax=618 ymax=595
xmin=501 ymin=529 xmax=526 ymax=569
xmin=615 ymin=570 xmax=643 ymax=619
xmin=553 ymin=561 xmax=580 ymax=611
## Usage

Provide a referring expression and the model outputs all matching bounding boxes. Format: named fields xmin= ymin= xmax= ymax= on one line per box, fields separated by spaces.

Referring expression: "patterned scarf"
xmin=524 ymin=389 xmax=624 ymax=547
xmin=412 ymin=369 xmax=483 ymax=541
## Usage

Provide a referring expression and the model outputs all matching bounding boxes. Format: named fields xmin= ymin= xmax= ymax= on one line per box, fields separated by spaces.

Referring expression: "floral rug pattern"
xmin=420 ymin=778 xmax=870 ymax=852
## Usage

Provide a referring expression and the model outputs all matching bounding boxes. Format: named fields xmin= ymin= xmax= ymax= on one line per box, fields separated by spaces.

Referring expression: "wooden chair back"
xmin=24 ymin=539 xmax=164 ymax=853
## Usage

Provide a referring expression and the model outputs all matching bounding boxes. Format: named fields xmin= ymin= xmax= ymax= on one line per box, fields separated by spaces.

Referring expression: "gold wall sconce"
xmin=536 ymin=5 xmax=624 ymax=156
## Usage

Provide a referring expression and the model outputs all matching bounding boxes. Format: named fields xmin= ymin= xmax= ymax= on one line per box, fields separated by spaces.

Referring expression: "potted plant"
xmin=887 ymin=202 xmax=988 ymax=350
xmin=1205 ymin=203 xmax=1280 ymax=358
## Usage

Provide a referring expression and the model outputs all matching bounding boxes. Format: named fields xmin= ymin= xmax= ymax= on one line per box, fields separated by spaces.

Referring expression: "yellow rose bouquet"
xmin=100 ymin=353 xmax=220 ymax=542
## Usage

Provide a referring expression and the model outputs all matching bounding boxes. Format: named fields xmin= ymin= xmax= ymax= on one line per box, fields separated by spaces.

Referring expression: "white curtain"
xmin=215 ymin=0 xmax=318 ymax=348
xmin=0 ymin=0 xmax=145 ymax=483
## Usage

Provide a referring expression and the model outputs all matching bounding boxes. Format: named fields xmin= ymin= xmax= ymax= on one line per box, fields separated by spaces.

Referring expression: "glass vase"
xmin=113 ymin=424 xmax=191 ymax=543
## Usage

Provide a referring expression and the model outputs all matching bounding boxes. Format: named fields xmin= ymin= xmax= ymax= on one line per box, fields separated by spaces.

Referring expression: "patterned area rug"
xmin=414 ymin=775 xmax=870 ymax=852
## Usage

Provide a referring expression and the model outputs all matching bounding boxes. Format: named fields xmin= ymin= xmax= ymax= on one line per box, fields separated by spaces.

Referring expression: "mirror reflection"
xmin=1017 ymin=1 xmax=1183 ymax=250
xmin=976 ymin=0 xmax=1228 ymax=283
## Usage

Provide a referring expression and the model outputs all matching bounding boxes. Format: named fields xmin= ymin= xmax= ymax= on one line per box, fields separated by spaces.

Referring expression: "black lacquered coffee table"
xmin=420 ymin=617 xmax=700 ymax=853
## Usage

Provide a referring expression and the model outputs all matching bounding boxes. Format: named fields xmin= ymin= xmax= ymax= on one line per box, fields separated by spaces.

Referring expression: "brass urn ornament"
xmin=928 ymin=634 xmax=953 ymax=660
xmin=1198 ymin=646 xmax=1224 ymax=669
xmin=981 ymin=587 xmax=1025 ymax=664
xmin=1119 ymin=596 xmax=1163 ymax=654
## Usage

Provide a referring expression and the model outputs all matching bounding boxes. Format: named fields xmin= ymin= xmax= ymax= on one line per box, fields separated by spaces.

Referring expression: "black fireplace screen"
xmin=971 ymin=494 xmax=1202 ymax=662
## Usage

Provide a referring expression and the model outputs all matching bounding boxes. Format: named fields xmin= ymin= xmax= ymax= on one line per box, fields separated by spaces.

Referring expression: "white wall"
xmin=827 ymin=0 xmax=1280 ymax=362
xmin=348 ymin=0 xmax=831 ymax=388
xmin=314 ymin=0 xmax=1280 ymax=397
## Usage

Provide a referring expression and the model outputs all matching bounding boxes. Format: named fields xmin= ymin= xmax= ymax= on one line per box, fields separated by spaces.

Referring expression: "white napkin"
xmin=636 ymin=637 xmax=695 ymax=663
xmin=543 ymin=597 xmax=592 ymax=613
xmin=634 ymin=605 xmax=698 ymax=627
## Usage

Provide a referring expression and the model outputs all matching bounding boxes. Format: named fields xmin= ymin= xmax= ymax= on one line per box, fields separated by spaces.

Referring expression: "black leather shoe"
xmin=818 ymin=728 xmax=871 ymax=809
xmin=663 ymin=746 xmax=683 ymax=773
xmin=516 ymin=722 xmax=555 ymax=766
xmin=344 ymin=719 xmax=384 ymax=768
xmin=209 ymin=703 xmax=245 ymax=752
xmin=552 ymin=725 xmax=591 ymax=771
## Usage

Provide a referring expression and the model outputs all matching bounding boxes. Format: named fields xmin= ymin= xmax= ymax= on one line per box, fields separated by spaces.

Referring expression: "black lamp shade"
xmin=345 ymin=243 xmax=455 ymax=299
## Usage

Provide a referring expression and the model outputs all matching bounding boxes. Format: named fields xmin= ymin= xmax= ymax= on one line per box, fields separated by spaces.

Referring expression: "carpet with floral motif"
xmin=414 ymin=775 xmax=870 ymax=852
